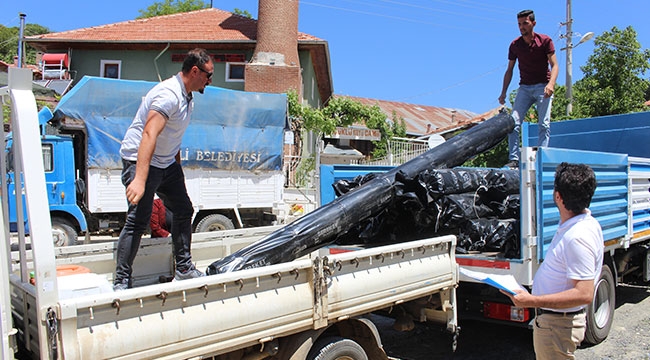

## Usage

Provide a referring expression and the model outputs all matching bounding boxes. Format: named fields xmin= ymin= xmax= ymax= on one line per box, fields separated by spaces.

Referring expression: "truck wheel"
xmin=51 ymin=218 xmax=78 ymax=247
xmin=195 ymin=214 xmax=235 ymax=232
xmin=584 ymin=264 xmax=615 ymax=345
xmin=307 ymin=336 xmax=368 ymax=360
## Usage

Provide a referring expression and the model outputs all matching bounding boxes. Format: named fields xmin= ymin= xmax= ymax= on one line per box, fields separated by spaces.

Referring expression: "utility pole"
xmin=561 ymin=0 xmax=593 ymax=116
xmin=17 ymin=13 xmax=26 ymax=68
xmin=565 ymin=0 xmax=574 ymax=116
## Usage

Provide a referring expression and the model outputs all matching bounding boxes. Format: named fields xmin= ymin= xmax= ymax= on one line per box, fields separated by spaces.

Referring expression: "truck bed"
xmin=10 ymin=228 xmax=458 ymax=359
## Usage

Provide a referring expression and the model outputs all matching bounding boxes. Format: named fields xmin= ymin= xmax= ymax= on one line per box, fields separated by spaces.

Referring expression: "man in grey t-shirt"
xmin=114 ymin=48 xmax=213 ymax=290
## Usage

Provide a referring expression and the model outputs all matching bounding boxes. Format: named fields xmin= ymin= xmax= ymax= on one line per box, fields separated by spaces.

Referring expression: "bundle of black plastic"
xmin=458 ymin=218 xmax=520 ymax=258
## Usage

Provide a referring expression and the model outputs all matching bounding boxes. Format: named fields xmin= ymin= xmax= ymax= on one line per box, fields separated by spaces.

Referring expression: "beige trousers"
xmin=533 ymin=312 xmax=587 ymax=360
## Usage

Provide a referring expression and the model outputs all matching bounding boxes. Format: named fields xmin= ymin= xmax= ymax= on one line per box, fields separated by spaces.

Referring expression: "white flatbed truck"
xmin=1 ymin=68 xmax=459 ymax=360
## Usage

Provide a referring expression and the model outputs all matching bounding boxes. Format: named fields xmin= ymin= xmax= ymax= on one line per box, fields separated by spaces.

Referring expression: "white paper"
xmin=459 ymin=267 xmax=525 ymax=295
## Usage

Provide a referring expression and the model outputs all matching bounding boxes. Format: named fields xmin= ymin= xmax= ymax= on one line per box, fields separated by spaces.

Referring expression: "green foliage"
xmin=3 ymin=99 xmax=50 ymax=127
xmin=286 ymin=90 xmax=407 ymax=180
xmin=2 ymin=102 xmax=9 ymax=126
xmin=462 ymin=139 xmax=508 ymax=168
xmin=470 ymin=84 xmax=571 ymax=168
xmin=572 ymin=26 xmax=650 ymax=117
xmin=371 ymin=111 xmax=407 ymax=158
xmin=138 ymin=0 xmax=209 ymax=18
xmin=288 ymin=92 xmax=399 ymax=144
xmin=549 ymin=85 xmax=573 ymax=121
xmin=294 ymin=155 xmax=315 ymax=187
xmin=0 ymin=24 xmax=50 ymax=64
xmin=233 ymin=8 xmax=253 ymax=19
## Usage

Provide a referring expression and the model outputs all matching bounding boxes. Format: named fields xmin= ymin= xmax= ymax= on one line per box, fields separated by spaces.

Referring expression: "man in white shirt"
xmin=504 ymin=162 xmax=604 ymax=359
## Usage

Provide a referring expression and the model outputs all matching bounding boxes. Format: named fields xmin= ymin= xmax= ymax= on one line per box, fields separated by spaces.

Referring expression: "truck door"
xmin=7 ymin=137 xmax=81 ymax=246
xmin=44 ymin=136 xmax=82 ymax=246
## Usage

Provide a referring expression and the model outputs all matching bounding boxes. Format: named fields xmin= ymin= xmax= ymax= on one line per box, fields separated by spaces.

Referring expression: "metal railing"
xmin=353 ymin=137 xmax=430 ymax=166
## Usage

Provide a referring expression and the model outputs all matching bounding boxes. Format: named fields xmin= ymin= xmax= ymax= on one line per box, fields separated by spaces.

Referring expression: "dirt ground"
xmin=378 ymin=281 xmax=650 ymax=360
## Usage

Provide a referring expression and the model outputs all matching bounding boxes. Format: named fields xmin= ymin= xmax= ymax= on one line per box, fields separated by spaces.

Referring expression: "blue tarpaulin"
xmin=53 ymin=76 xmax=287 ymax=171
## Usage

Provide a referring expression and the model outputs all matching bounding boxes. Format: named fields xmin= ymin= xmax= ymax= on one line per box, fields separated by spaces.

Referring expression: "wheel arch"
xmin=50 ymin=211 xmax=81 ymax=232
xmin=603 ymin=250 xmax=617 ymax=286
xmin=276 ymin=318 xmax=388 ymax=360
xmin=50 ymin=209 xmax=84 ymax=232
xmin=192 ymin=210 xmax=238 ymax=230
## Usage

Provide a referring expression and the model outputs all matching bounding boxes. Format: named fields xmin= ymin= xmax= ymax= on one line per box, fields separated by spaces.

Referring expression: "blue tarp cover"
xmin=54 ymin=76 xmax=287 ymax=171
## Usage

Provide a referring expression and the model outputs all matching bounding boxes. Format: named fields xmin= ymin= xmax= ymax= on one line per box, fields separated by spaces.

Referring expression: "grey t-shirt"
xmin=120 ymin=74 xmax=193 ymax=168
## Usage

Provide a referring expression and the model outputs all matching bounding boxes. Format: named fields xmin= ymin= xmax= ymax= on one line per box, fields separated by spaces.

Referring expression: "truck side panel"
xmin=319 ymin=164 xmax=393 ymax=206
xmin=10 ymin=235 xmax=457 ymax=359
xmin=630 ymin=157 xmax=650 ymax=244
xmin=86 ymin=168 xmax=284 ymax=220
xmin=325 ymin=237 xmax=458 ymax=325
xmin=525 ymin=111 xmax=650 ymax=158
xmin=536 ymin=147 xmax=629 ymax=259
xmin=188 ymin=169 xmax=284 ymax=209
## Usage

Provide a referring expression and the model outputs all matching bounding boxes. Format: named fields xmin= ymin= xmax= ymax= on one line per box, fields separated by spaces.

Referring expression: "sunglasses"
xmin=196 ymin=65 xmax=213 ymax=80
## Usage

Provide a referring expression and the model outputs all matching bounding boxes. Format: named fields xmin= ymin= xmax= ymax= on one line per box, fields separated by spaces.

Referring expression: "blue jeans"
xmin=114 ymin=159 xmax=194 ymax=287
xmin=508 ymin=83 xmax=553 ymax=161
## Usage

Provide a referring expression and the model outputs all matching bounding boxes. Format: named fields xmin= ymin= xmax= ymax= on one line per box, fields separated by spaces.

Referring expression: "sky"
xmin=2 ymin=0 xmax=649 ymax=114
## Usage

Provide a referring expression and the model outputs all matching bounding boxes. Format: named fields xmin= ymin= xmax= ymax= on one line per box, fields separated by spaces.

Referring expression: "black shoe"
xmin=504 ymin=160 xmax=519 ymax=169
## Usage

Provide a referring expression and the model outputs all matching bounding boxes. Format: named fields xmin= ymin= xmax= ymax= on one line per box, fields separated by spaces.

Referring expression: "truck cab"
xmin=6 ymin=110 xmax=86 ymax=246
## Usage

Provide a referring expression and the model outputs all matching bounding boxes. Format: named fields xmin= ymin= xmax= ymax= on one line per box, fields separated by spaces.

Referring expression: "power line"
xmin=452 ymin=0 xmax=515 ymax=14
xmin=301 ymin=1 xmax=485 ymax=33
xmin=0 ymin=36 xmax=19 ymax=48
xmin=301 ymin=0 xmax=510 ymax=34
xmin=396 ymin=64 xmax=507 ymax=102
xmin=373 ymin=0 xmax=511 ymax=23
xmin=2 ymin=15 xmax=20 ymax=28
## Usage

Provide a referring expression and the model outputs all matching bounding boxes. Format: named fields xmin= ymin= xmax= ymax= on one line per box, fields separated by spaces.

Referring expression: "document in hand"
xmin=459 ymin=267 xmax=525 ymax=295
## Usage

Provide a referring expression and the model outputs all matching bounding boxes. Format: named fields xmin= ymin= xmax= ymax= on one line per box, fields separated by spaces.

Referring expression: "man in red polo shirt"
xmin=498 ymin=9 xmax=559 ymax=169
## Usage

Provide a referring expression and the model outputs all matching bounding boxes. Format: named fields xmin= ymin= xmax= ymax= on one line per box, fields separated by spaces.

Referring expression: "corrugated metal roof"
xmin=340 ymin=95 xmax=497 ymax=136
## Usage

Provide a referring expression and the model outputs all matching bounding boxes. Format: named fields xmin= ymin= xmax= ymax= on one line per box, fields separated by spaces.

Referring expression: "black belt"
xmin=536 ymin=308 xmax=585 ymax=316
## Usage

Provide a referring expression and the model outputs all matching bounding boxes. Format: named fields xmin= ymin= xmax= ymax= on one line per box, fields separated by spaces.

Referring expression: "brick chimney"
xmin=245 ymin=0 xmax=302 ymax=96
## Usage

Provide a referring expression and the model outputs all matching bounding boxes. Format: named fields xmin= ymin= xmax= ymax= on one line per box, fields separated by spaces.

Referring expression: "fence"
xmin=353 ymin=137 xmax=430 ymax=166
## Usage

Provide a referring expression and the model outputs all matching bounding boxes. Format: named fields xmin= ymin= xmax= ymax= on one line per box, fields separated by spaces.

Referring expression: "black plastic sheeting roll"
xmin=457 ymin=218 xmax=520 ymax=258
xmin=206 ymin=110 xmax=515 ymax=275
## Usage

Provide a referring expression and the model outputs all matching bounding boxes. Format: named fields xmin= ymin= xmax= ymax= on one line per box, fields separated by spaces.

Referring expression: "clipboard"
xmin=459 ymin=267 xmax=525 ymax=295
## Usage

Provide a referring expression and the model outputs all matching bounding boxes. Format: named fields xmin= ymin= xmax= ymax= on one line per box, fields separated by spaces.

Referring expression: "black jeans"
xmin=114 ymin=159 xmax=194 ymax=286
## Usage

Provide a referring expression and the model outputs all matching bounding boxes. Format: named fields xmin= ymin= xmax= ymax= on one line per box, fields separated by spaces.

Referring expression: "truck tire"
xmin=195 ymin=214 xmax=235 ymax=232
xmin=51 ymin=218 xmax=78 ymax=247
xmin=584 ymin=264 xmax=615 ymax=345
xmin=307 ymin=336 xmax=368 ymax=360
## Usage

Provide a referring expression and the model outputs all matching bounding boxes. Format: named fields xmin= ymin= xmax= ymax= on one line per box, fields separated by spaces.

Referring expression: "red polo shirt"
xmin=508 ymin=33 xmax=555 ymax=85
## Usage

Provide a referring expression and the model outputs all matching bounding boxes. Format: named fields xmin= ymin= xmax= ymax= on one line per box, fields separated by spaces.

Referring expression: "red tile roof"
xmin=27 ymin=8 xmax=322 ymax=44
xmin=24 ymin=7 xmax=332 ymax=103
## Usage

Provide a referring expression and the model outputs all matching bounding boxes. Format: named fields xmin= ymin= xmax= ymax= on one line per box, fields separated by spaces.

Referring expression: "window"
xmin=42 ymin=144 xmax=53 ymax=172
xmin=226 ymin=62 xmax=245 ymax=82
xmin=6 ymin=144 xmax=53 ymax=173
xmin=100 ymin=60 xmax=122 ymax=79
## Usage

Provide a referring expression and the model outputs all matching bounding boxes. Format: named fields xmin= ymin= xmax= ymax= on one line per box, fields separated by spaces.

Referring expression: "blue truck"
xmin=319 ymin=112 xmax=650 ymax=344
xmin=6 ymin=76 xmax=288 ymax=246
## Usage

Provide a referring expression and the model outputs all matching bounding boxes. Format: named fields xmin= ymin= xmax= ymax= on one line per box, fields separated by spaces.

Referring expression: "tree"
xmin=138 ymin=0 xmax=209 ymax=18
xmin=572 ymin=26 xmax=650 ymax=117
xmin=233 ymin=8 xmax=253 ymax=19
xmin=0 ymin=24 xmax=50 ymax=64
